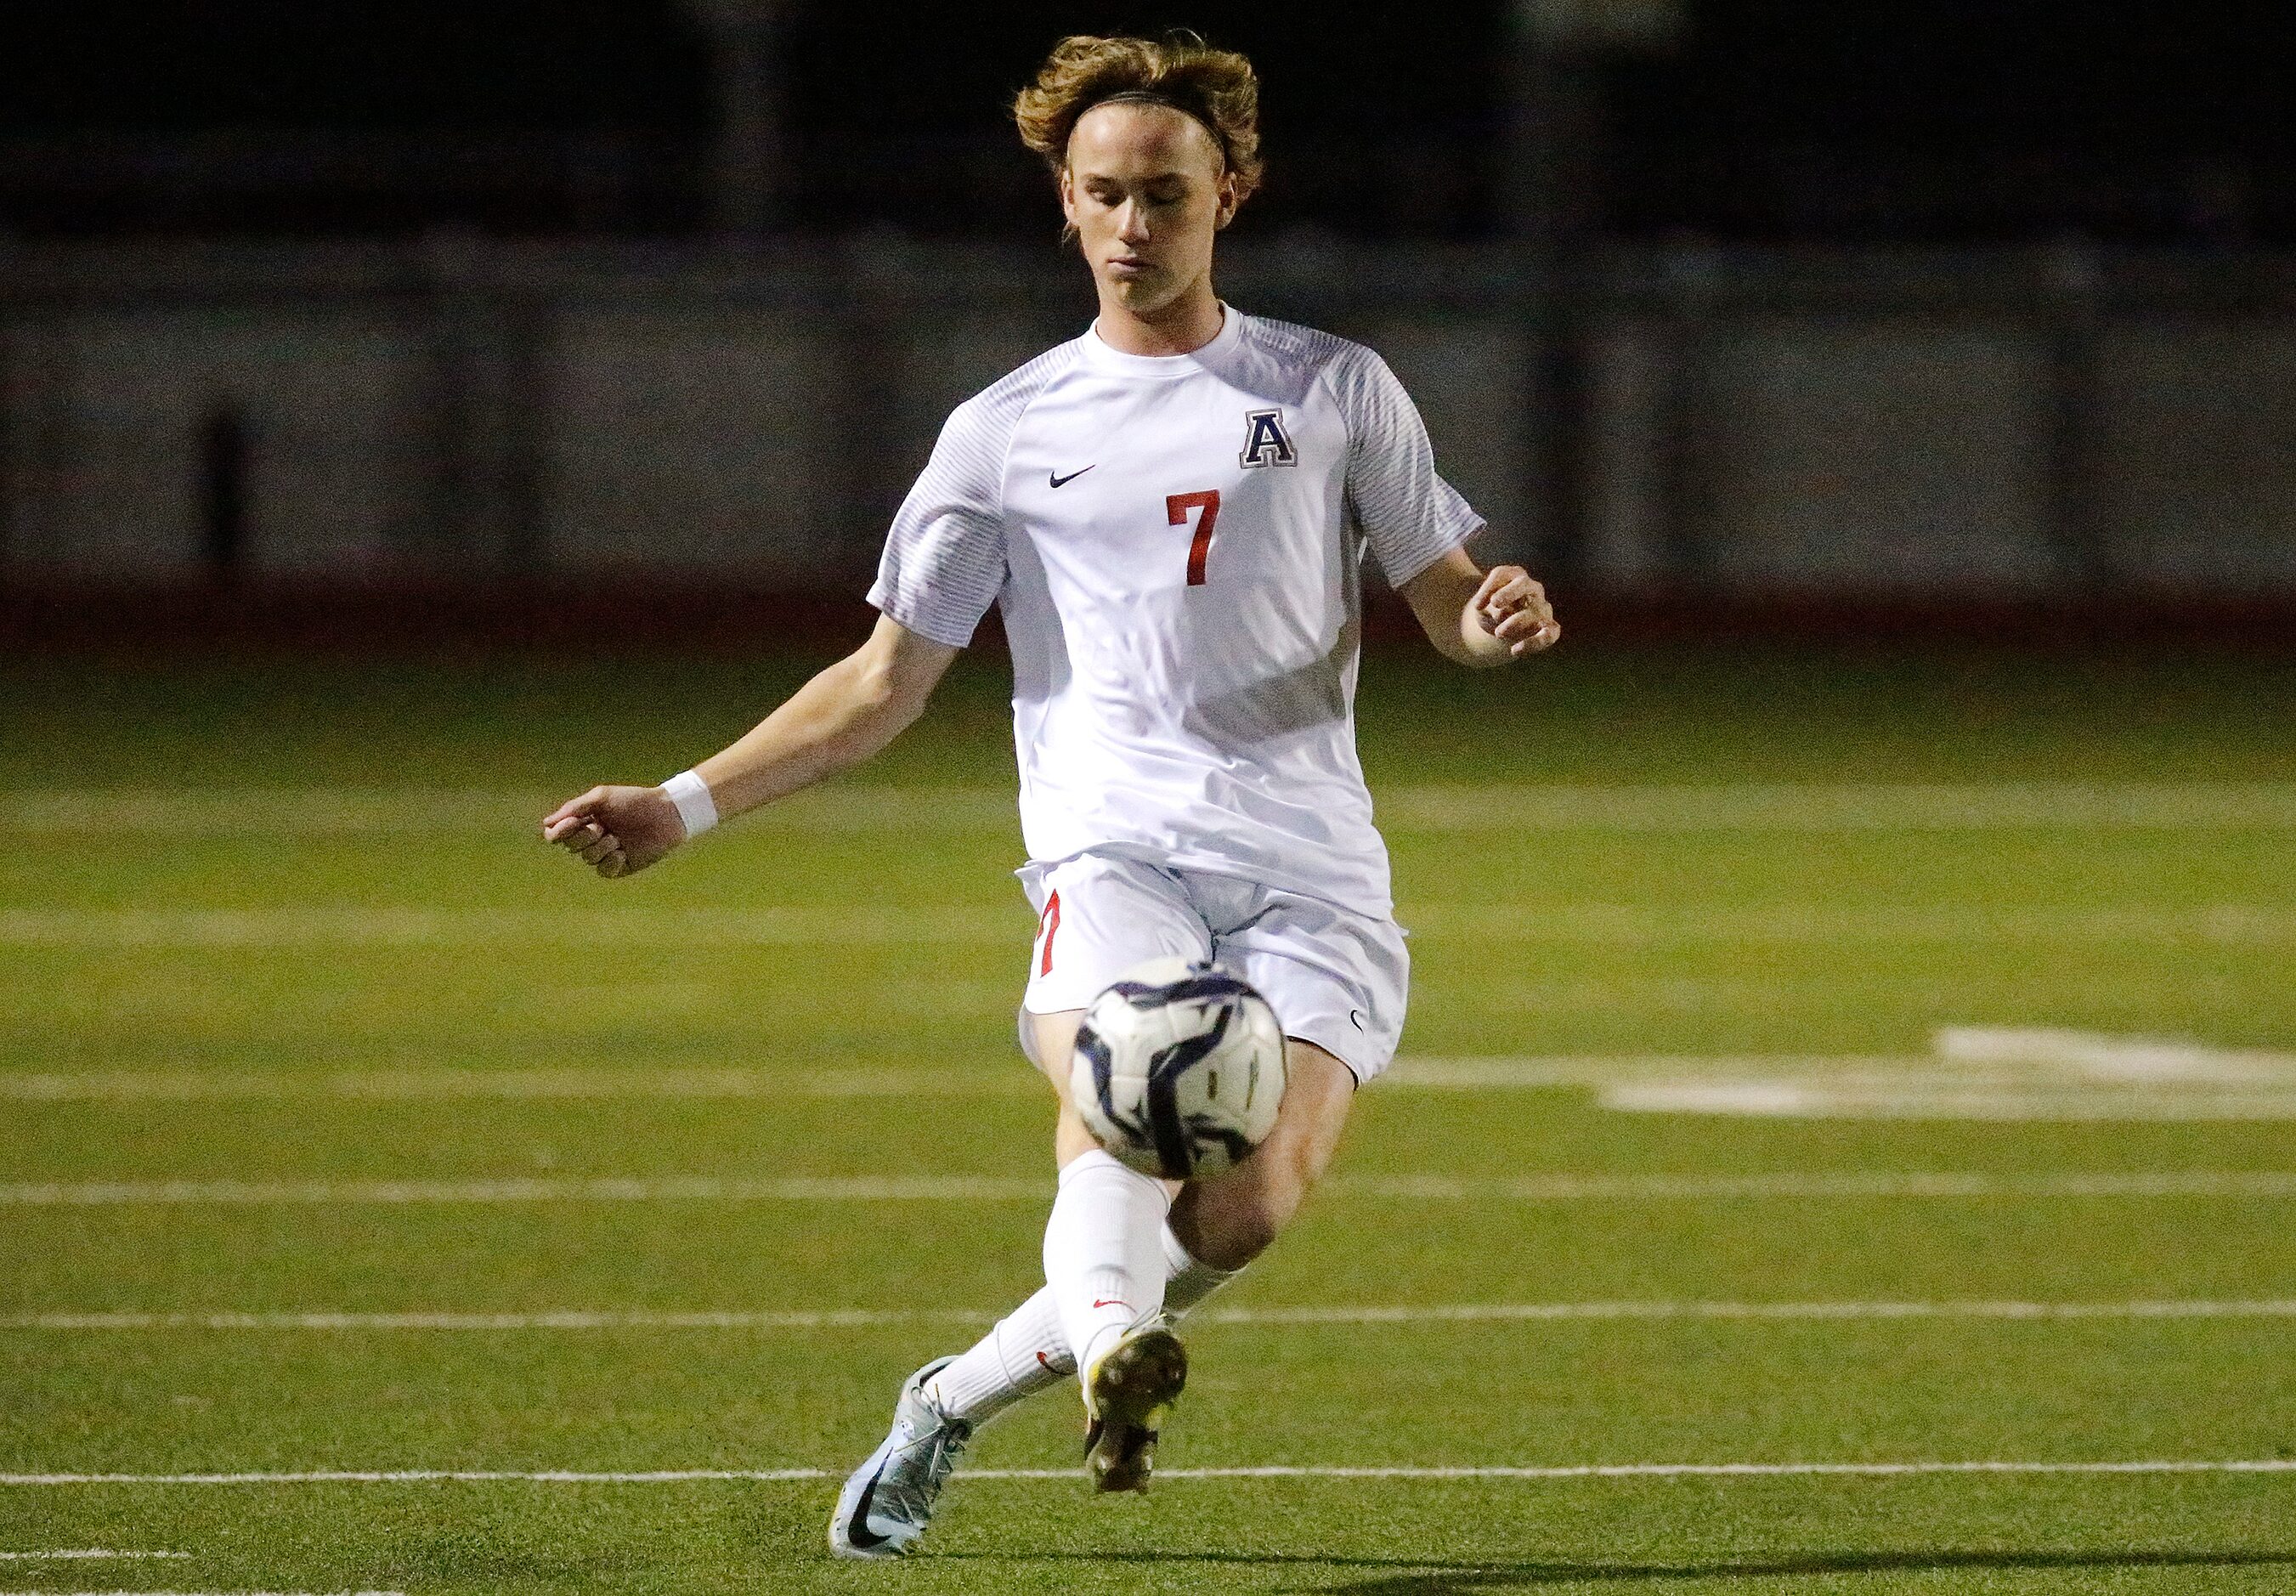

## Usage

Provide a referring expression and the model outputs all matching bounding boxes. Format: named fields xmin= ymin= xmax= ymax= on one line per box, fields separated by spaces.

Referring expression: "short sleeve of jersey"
xmin=1332 ymin=348 xmax=1486 ymax=588
xmin=866 ymin=398 xmax=1012 ymax=648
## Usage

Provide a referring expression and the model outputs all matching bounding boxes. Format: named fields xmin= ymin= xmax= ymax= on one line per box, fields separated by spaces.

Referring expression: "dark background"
xmin=2 ymin=3 xmax=2292 ymax=617
xmin=3 ymin=1 xmax=2290 ymax=242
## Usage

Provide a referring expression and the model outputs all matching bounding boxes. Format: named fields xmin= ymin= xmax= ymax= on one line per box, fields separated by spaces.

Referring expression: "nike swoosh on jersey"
xmin=1049 ymin=465 xmax=1097 ymax=488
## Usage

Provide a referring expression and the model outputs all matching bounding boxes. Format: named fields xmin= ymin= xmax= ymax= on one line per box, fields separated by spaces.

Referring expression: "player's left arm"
xmin=1398 ymin=546 xmax=1560 ymax=669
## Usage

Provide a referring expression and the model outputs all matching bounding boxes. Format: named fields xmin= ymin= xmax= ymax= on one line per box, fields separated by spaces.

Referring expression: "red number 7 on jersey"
xmin=1167 ymin=490 xmax=1221 ymax=586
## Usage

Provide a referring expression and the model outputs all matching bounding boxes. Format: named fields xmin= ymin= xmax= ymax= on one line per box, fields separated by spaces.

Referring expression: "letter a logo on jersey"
xmin=1238 ymin=408 xmax=1298 ymax=469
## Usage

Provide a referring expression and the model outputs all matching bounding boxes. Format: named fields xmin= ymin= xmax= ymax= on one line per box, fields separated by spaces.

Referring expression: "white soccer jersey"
xmin=867 ymin=308 xmax=1483 ymax=917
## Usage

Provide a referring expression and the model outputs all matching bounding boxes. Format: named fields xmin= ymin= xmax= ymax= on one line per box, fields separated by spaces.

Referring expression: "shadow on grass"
xmin=940 ymin=1546 xmax=2296 ymax=1589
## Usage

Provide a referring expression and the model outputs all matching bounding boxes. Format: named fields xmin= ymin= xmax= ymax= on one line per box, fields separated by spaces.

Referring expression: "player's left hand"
xmin=1469 ymin=566 xmax=1559 ymax=658
xmin=540 ymin=784 xmax=684 ymax=879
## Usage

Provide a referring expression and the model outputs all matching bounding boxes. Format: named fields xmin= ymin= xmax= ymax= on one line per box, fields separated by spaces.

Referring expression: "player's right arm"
xmin=540 ymin=614 xmax=958 ymax=879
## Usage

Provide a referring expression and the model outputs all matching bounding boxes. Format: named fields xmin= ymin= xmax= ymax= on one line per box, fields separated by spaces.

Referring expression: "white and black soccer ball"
xmin=1070 ymin=956 xmax=1287 ymax=1181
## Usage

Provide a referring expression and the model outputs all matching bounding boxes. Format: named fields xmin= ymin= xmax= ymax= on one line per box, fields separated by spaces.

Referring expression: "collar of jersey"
xmin=1079 ymin=304 xmax=1243 ymax=378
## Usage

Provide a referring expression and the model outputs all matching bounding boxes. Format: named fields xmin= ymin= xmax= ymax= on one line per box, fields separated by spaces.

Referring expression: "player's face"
xmin=1060 ymin=102 xmax=1237 ymax=316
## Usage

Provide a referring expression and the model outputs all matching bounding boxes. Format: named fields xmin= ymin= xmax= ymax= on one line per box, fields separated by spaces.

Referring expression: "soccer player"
xmin=542 ymin=31 xmax=1558 ymax=1559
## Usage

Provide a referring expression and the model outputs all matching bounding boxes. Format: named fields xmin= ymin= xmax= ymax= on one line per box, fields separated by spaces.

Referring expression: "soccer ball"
xmin=1070 ymin=957 xmax=1287 ymax=1180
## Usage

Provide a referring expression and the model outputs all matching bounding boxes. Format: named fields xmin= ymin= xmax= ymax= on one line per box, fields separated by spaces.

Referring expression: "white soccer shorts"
xmin=1016 ymin=850 xmax=1410 ymax=1084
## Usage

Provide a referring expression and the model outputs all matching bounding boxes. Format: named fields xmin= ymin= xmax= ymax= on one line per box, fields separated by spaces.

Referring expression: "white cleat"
xmin=1082 ymin=1314 xmax=1188 ymax=1494
xmin=828 ymin=1356 xmax=972 ymax=1559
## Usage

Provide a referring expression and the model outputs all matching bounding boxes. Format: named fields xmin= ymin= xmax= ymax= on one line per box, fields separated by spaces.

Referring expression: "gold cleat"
xmin=1081 ymin=1314 xmax=1188 ymax=1494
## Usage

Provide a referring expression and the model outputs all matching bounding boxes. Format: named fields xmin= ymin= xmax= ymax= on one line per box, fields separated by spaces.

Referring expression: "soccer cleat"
xmin=1081 ymin=1314 xmax=1188 ymax=1494
xmin=828 ymin=1356 xmax=973 ymax=1559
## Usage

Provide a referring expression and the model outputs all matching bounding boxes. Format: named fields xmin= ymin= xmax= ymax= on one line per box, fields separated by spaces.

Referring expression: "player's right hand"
xmin=540 ymin=784 xmax=685 ymax=879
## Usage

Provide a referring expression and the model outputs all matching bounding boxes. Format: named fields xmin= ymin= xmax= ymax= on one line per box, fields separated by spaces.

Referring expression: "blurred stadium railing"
xmin=0 ymin=235 xmax=2292 ymax=603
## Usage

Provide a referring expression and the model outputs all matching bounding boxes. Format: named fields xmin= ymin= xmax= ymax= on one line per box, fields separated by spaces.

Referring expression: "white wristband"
xmin=660 ymin=770 xmax=718 ymax=840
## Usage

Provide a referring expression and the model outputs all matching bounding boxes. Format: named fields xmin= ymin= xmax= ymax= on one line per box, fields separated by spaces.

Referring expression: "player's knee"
xmin=1193 ymin=1202 xmax=1281 ymax=1271
xmin=1185 ymin=1154 xmax=1313 ymax=1267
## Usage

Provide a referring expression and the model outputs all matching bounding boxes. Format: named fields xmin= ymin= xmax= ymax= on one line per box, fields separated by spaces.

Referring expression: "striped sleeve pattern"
xmin=1329 ymin=345 xmax=1486 ymax=588
xmin=867 ymin=348 xmax=1070 ymax=648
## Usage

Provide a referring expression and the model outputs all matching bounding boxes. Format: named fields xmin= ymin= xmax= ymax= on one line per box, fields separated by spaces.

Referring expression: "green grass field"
xmin=3 ymin=641 xmax=2295 ymax=1594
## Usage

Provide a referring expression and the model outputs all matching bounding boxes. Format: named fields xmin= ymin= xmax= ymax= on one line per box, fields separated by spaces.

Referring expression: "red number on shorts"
xmin=1038 ymin=889 xmax=1061 ymax=976
xmin=1167 ymin=490 xmax=1221 ymax=586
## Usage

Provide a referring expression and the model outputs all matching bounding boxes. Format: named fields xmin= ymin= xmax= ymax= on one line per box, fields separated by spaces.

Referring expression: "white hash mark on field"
xmin=14 ymin=784 xmax=2296 ymax=835
xmin=3 ymin=1462 xmax=2295 ymax=1487
xmin=8 ymin=1169 xmax=2296 ymax=1207
xmin=9 ymin=1300 xmax=2296 ymax=1333
xmin=1398 ymin=1030 xmax=2296 ymax=1122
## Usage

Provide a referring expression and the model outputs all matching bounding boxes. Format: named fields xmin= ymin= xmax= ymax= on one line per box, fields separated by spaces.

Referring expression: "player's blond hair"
xmin=1013 ymin=32 xmax=1265 ymax=206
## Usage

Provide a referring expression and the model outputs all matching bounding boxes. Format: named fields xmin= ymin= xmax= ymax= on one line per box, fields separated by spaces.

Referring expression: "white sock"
xmin=1160 ymin=1222 xmax=1243 ymax=1318
xmin=919 ymin=1223 xmax=1236 ymax=1429
xmin=923 ymin=1286 xmax=1071 ymax=1427
xmin=1042 ymin=1149 xmax=1170 ymax=1384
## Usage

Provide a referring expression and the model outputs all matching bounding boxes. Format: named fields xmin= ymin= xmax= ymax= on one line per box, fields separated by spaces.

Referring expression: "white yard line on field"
xmin=1607 ymin=1083 xmax=2296 ymax=1119
xmin=0 ymin=1067 xmax=1040 ymax=1102
xmin=0 ymin=1308 xmax=987 ymax=1330
xmin=0 ymin=906 xmax=1023 ymax=948
xmin=8 ymin=787 xmax=1014 ymax=836
xmin=1381 ymin=784 xmax=2296 ymax=832
xmin=1210 ymin=1299 xmax=2296 ymax=1325
xmin=14 ymin=783 xmax=2296 ymax=835
xmin=3 ymin=1461 xmax=2294 ymax=1487
xmin=15 ymin=1033 xmax=2296 ymax=1121
xmin=0 ymin=1549 xmax=189 ymax=1559
xmin=1410 ymin=1031 xmax=2296 ymax=1121
xmin=0 ymin=1175 xmax=1045 ymax=1206
xmin=0 ymin=1470 xmax=827 ymax=1485
xmin=1401 ymin=1044 xmax=2296 ymax=1090
xmin=8 ymin=1300 xmax=2296 ymax=1333
xmin=1402 ymin=904 xmax=2296 ymax=945
xmin=0 ymin=1057 xmax=1829 ymax=1104
xmin=1122 ymin=1460 xmax=2296 ymax=1480
xmin=8 ymin=1169 xmax=2296 ymax=1207
xmin=4 ymin=903 xmax=2291 ymax=950
xmin=1378 ymin=1171 xmax=2296 ymax=1199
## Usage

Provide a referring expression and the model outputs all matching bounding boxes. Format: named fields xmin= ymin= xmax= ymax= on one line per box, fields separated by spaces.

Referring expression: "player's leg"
xmin=1168 ymin=1037 xmax=1357 ymax=1270
xmin=913 ymin=1005 xmax=1225 ymax=1433
xmin=901 ymin=1007 xmax=1145 ymax=1437
xmin=1008 ymin=867 xmax=1212 ymax=1491
xmin=1004 ymin=860 xmax=1209 ymax=1396
xmin=834 ymin=857 xmax=1205 ymax=1550
xmin=954 ymin=885 xmax=1404 ymax=1429
xmin=1173 ymin=879 xmax=1410 ymax=1271
xmin=1054 ymin=886 xmax=1403 ymax=1494
xmin=1026 ymin=1004 xmax=1194 ymax=1491
xmin=1026 ymin=1007 xmax=1369 ymax=1492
